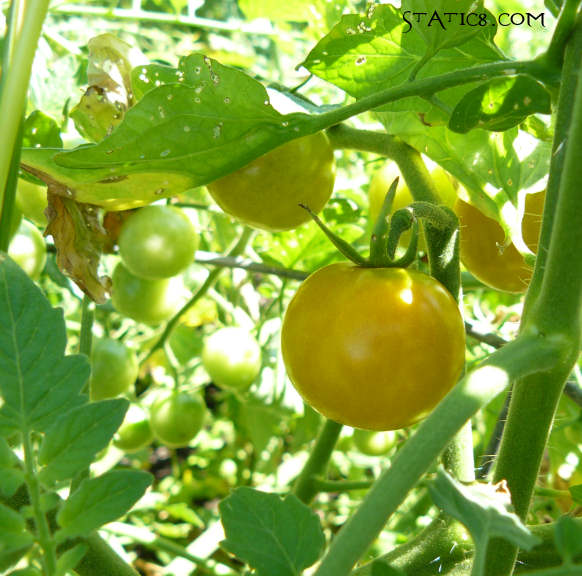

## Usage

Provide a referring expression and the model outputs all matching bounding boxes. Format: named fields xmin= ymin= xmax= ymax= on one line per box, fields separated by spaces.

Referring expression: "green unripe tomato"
xmin=15 ymin=178 xmax=48 ymax=226
xmin=149 ymin=391 xmax=207 ymax=448
xmin=118 ymin=205 xmax=198 ymax=279
xmin=90 ymin=338 xmax=138 ymax=401
xmin=8 ymin=219 xmax=46 ymax=280
xmin=111 ymin=262 xmax=183 ymax=325
xmin=114 ymin=404 xmax=154 ymax=452
xmin=353 ymin=428 xmax=397 ymax=456
xmin=202 ymin=327 xmax=261 ymax=391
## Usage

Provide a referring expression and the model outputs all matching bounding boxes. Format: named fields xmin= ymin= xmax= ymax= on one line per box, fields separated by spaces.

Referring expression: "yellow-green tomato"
xmin=118 ymin=205 xmax=198 ymax=279
xmin=8 ymin=220 xmax=46 ymax=280
xmin=15 ymin=178 xmax=48 ymax=226
xmin=202 ymin=327 xmax=261 ymax=391
xmin=281 ymin=263 xmax=465 ymax=431
xmin=369 ymin=163 xmax=457 ymax=250
xmin=206 ymin=132 xmax=336 ymax=231
xmin=149 ymin=391 xmax=207 ymax=448
xmin=90 ymin=338 xmax=138 ymax=401
xmin=111 ymin=262 xmax=183 ymax=325
xmin=114 ymin=404 xmax=154 ymax=452
xmin=353 ymin=429 xmax=397 ymax=456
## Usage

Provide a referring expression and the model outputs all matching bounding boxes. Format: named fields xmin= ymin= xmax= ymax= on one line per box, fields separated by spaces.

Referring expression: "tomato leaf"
xmin=0 ymin=503 xmax=34 ymax=571
xmin=56 ymin=470 xmax=152 ymax=542
xmin=219 ymin=487 xmax=325 ymax=576
xmin=23 ymin=111 xmax=63 ymax=148
xmin=554 ymin=516 xmax=582 ymax=564
xmin=448 ymin=76 xmax=552 ymax=133
xmin=429 ymin=469 xmax=539 ymax=559
xmin=0 ymin=439 xmax=24 ymax=498
xmin=21 ymin=54 xmax=322 ymax=211
xmin=38 ymin=399 xmax=129 ymax=486
xmin=301 ymin=3 xmax=503 ymax=121
xmin=0 ymin=256 xmax=89 ymax=437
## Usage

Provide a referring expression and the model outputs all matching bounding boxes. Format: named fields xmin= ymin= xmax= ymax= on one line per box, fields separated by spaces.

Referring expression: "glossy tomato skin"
xmin=114 ymin=404 xmax=154 ymax=452
xmin=281 ymin=263 xmax=465 ymax=431
xmin=89 ymin=338 xmax=138 ymax=401
xmin=111 ymin=262 xmax=183 ymax=325
xmin=8 ymin=220 xmax=46 ymax=280
xmin=149 ymin=391 xmax=206 ymax=448
xmin=118 ymin=205 xmax=198 ymax=279
xmin=202 ymin=327 xmax=261 ymax=391
xmin=206 ymin=132 xmax=335 ymax=231
xmin=369 ymin=163 xmax=457 ymax=251
xmin=522 ymin=190 xmax=545 ymax=255
xmin=455 ymin=199 xmax=532 ymax=293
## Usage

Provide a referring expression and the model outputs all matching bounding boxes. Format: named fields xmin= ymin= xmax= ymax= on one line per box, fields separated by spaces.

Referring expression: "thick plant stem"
xmin=292 ymin=418 xmax=343 ymax=503
xmin=483 ymin=17 xmax=582 ymax=576
xmin=314 ymin=336 xmax=560 ymax=576
xmin=0 ymin=0 xmax=50 ymax=212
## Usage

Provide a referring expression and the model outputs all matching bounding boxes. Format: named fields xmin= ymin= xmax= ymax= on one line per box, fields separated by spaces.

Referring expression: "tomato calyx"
xmin=300 ymin=176 xmax=456 ymax=272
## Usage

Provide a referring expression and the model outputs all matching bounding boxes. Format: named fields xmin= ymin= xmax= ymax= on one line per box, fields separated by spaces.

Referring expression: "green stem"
xmin=292 ymin=419 xmax=343 ymax=503
xmin=313 ymin=335 xmax=562 ymax=576
xmin=50 ymin=4 xmax=294 ymax=38
xmin=141 ymin=227 xmax=253 ymax=364
xmin=483 ymin=18 xmax=582 ymax=576
xmin=78 ymin=295 xmax=94 ymax=357
xmin=22 ymin=432 xmax=58 ymax=576
xmin=314 ymin=60 xmax=551 ymax=135
xmin=0 ymin=0 xmax=50 ymax=213
xmin=0 ymin=119 xmax=23 ymax=252
xmin=543 ymin=0 xmax=581 ymax=67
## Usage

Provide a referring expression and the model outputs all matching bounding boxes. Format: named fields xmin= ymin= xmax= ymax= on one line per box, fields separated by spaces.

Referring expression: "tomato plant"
xmin=89 ymin=337 xmax=138 ymax=401
xmin=281 ymin=263 xmax=465 ymax=430
xmin=118 ymin=205 xmax=198 ymax=279
xmin=369 ymin=163 xmax=457 ymax=250
xmin=8 ymin=219 xmax=46 ymax=280
xmin=352 ymin=429 xmax=397 ymax=457
xmin=455 ymin=198 xmax=534 ymax=293
xmin=149 ymin=390 xmax=207 ymax=448
xmin=111 ymin=262 xmax=183 ymax=325
xmin=114 ymin=404 xmax=154 ymax=452
xmin=206 ymin=132 xmax=336 ymax=230
xmin=202 ymin=327 xmax=261 ymax=391
xmin=15 ymin=178 xmax=47 ymax=226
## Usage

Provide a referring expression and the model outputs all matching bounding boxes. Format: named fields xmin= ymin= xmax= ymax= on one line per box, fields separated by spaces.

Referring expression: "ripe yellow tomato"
xmin=522 ymin=190 xmax=545 ymax=255
xmin=369 ymin=163 xmax=457 ymax=251
xmin=281 ymin=263 xmax=465 ymax=430
xmin=455 ymin=198 xmax=533 ymax=293
xmin=206 ymin=132 xmax=336 ymax=231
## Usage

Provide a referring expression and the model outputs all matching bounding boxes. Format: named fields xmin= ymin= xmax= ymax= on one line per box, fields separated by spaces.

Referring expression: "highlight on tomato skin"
xmin=206 ymin=131 xmax=336 ymax=231
xmin=280 ymin=263 xmax=466 ymax=431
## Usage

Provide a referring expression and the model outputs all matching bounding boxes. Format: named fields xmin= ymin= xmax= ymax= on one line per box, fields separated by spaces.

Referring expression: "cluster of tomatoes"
xmin=89 ymin=326 xmax=261 ymax=451
xmin=8 ymin=129 xmax=545 ymax=443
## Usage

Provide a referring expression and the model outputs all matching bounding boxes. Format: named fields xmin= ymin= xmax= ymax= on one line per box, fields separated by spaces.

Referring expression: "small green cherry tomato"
xmin=118 ymin=205 xmax=198 ymax=279
xmin=114 ymin=404 xmax=154 ymax=452
xmin=281 ymin=263 xmax=465 ymax=431
xmin=353 ymin=429 xmax=397 ymax=456
xmin=15 ymin=178 xmax=48 ymax=226
xmin=149 ymin=391 xmax=207 ymax=448
xmin=202 ymin=327 xmax=262 ymax=391
xmin=206 ymin=132 xmax=336 ymax=231
xmin=111 ymin=262 xmax=183 ymax=325
xmin=90 ymin=338 xmax=138 ymax=401
xmin=8 ymin=219 xmax=46 ymax=280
